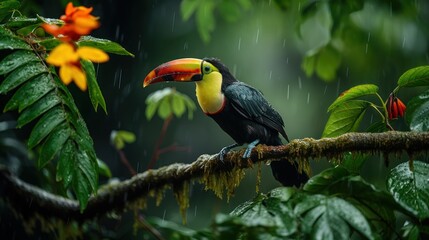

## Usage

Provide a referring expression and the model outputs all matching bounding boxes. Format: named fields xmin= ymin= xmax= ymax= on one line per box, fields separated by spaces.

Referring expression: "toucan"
xmin=143 ymin=58 xmax=308 ymax=186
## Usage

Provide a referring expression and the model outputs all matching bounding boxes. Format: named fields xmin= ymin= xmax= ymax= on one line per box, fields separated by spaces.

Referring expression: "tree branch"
xmin=1 ymin=131 xmax=429 ymax=222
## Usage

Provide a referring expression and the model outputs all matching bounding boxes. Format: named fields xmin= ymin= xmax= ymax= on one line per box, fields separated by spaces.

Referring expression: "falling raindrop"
xmin=286 ymin=57 xmax=289 ymax=64
xmin=402 ymin=35 xmax=406 ymax=48
xmin=194 ymin=205 xmax=198 ymax=216
xmin=336 ymin=78 xmax=341 ymax=96
xmin=307 ymin=92 xmax=310 ymax=104
xmin=136 ymin=161 xmax=140 ymax=173
xmin=324 ymin=85 xmax=328 ymax=95
xmin=266 ymin=160 xmax=272 ymax=166
xmin=370 ymin=113 xmax=374 ymax=124
xmin=238 ymin=37 xmax=241 ymax=51
xmin=283 ymin=39 xmax=286 ymax=48
xmin=255 ymin=28 xmax=260 ymax=44
xmin=184 ymin=41 xmax=189 ymax=51
xmin=298 ymin=77 xmax=302 ymax=89
xmin=233 ymin=64 xmax=237 ymax=77
xmin=365 ymin=32 xmax=371 ymax=54
xmin=287 ymin=85 xmax=290 ymax=100
xmin=137 ymin=35 xmax=142 ymax=51
xmin=162 ymin=210 xmax=166 ymax=222
xmin=269 ymin=70 xmax=272 ymax=80
xmin=346 ymin=67 xmax=349 ymax=79
xmin=115 ymin=25 xmax=120 ymax=40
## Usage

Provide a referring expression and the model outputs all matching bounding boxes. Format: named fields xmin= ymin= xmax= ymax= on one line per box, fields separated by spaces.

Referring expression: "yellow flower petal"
xmin=47 ymin=43 xmax=79 ymax=66
xmin=77 ymin=46 xmax=109 ymax=63
xmin=70 ymin=65 xmax=87 ymax=91
xmin=59 ymin=64 xmax=73 ymax=85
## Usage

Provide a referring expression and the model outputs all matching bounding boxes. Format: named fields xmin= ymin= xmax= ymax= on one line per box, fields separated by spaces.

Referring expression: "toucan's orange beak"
xmin=143 ymin=58 xmax=203 ymax=87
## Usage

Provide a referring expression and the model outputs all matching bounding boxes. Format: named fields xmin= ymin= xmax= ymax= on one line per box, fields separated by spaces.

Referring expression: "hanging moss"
xmin=173 ymin=181 xmax=190 ymax=224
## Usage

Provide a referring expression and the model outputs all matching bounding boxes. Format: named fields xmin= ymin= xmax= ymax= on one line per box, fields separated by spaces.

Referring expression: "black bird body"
xmin=205 ymin=59 xmax=308 ymax=186
xmin=144 ymin=57 xmax=308 ymax=186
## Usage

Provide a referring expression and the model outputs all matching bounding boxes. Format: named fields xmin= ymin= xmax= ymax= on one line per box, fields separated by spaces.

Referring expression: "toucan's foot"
xmin=219 ymin=143 xmax=240 ymax=161
xmin=242 ymin=139 xmax=260 ymax=159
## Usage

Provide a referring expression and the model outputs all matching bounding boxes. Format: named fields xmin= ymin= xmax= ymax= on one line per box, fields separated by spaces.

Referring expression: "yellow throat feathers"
xmin=195 ymin=71 xmax=225 ymax=114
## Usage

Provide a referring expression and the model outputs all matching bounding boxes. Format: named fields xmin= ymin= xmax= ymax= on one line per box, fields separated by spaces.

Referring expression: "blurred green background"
xmin=4 ymin=0 xmax=429 ymax=237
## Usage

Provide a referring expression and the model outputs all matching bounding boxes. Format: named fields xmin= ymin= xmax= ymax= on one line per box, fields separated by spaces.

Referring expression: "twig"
xmin=148 ymin=114 xmax=173 ymax=169
xmin=1 ymin=131 xmax=429 ymax=222
xmin=118 ymin=149 xmax=137 ymax=176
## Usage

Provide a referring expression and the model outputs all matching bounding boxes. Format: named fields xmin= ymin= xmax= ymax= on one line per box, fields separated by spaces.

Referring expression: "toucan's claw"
xmin=218 ymin=143 xmax=240 ymax=161
xmin=242 ymin=139 xmax=260 ymax=159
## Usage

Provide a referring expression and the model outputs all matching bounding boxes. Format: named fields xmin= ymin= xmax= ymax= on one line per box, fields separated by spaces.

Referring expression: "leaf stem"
xmin=374 ymin=93 xmax=394 ymax=131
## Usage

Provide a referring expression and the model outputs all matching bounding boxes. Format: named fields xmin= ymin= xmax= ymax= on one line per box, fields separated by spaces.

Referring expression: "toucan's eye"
xmin=203 ymin=64 xmax=211 ymax=74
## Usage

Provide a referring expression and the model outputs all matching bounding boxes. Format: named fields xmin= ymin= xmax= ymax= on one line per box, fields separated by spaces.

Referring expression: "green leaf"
xmin=4 ymin=17 xmax=39 ymax=28
xmin=17 ymin=90 xmax=61 ymax=128
xmin=296 ymin=195 xmax=373 ymax=240
xmin=218 ymin=1 xmax=242 ymax=22
xmin=0 ymin=61 xmax=47 ymax=94
xmin=0 ymin=31 xmax=31 ymax=50
xmin=0 ymin=1 xmax=20 ymax=22
xmin=81 ymin=60 xmax=107 ymax=113
xmin=97 ymin=159 xmax=112 ymax=178
xmin=158 ymin=96 xmax=172 ymax=119
xmin=405 ymin=89 xmax=429 ymax=131
xmin=56 ymin=139 xmax=75 ymax=188
xmin=180 ymin=0 xmax=200 ymax=21
xmin=397 ymin=66 xmax=429 ymax=88
xmin=0 ymin=50 xmax=38 ymax=75
xmin=196 ymin=0 xmax=216 ymax=43
xmin=36 ymin=38 xmax=61 ymax=50
xmin=4 ymin=73 xmax=55 ymax=112
xmin=145 ymin=99 xmax=158 ymax=120
xmin=28 ymin=107 xmax=65 ymax=149
xmin=303 ymin=167 xmax=350 ymax=193
xmin=110 ymin=130 xmax=135 ymax=150
xmin=38 ymin=124 xmax=70 ymax=168
xmin=322 ymin=100 xmax=371 ymax=138
xmin=328 ymin=84 xmax=378 ymax=112
xmin=366 ymin=120 xmax=389 ymax=133
xmin=340 ymin=153 xmax=368 ymax=174
xmin=77 ymin=36 xmax=134 ymax=57
xmin=387 ymin=161 xmax=429 ymax=220
xmin=172 ymin=93 xmax=186 ymax=118
xmin=73 ymin=149 xmax=98 ymax=211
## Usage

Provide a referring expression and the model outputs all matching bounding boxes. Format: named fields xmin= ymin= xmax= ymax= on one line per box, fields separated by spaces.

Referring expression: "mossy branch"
xmin=1 ymin=131 xmax=429 ymax=222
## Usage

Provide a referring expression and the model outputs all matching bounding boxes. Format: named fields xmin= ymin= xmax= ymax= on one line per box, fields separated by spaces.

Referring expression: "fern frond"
xmin=0 ymin=25 xmax=98 ymax=210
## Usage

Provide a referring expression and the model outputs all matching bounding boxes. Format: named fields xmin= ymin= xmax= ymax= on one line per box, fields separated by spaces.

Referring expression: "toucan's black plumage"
xmin=204 ymin=58 xmax=308 ymax=187
xmin=144 ymin=57 xmax=309 ymax=187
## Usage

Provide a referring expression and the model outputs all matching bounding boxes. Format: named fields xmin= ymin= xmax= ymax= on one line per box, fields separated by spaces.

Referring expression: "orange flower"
xmin=42 ymin=2 xmax=99 ymax=41
xmin=387 ymin=93 xmax=406 ymax=120
xmin=46 ymin=43 xmax=109 ymax=91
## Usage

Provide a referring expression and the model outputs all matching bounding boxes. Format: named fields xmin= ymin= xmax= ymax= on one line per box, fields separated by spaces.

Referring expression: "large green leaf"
xmin=0 ymin=30 xmax=31 ymax=50
xmin=0 ymin=0 xmax=20 ymax=22
xmin=56 ymin=139 xmax=75 ymax=188
xmin=145 ymin=88 xmax=196 ymax=120
xmin=81 ymin=60 xmax=107 ymax=113
xmin=0 ymin=50 xmax=38 ymax=75
xmin=295 ymin=194 xmax=373 ymax=240
xmin=38 ymin=124 xmax=70 ymax=168
xmin=405 ymin=89 xmax=429 ymax=131
xmin=77 ymin=36 xmax=134 ymax=57
xmin=28 ymin=107 xmax=65 ymax=149
xmin=322 ymin=100 xmax=371 ymax=138
xmin=328 ymin=84 xmax=378 ymax=112
xmin=0 ymin=61 xmax=47 ymax=94
xmin=4 ymin=73 xmax=55 ymax=112
xmin=73 ymin=149 xmax=98 ymax=211
xmin=397 ymin=66 xmax=429 ymax=88
xmin=17 ymin=90 xmax=61 ymax=128
xmin=387 ymin=161 xmax=429 ymax=220
xmin=181 ymin=0 xmax=201 ymax=21
xmin=196 ymin=0 xmax=216 ymax=43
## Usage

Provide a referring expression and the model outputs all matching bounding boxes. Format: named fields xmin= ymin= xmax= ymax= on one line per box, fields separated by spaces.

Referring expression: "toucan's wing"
xmin=224 ymin=82 xmax=289 ymax=141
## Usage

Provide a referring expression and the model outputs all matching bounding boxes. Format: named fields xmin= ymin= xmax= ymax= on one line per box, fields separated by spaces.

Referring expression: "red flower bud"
xmin=387 ymin=93 xmax=406 ymax=120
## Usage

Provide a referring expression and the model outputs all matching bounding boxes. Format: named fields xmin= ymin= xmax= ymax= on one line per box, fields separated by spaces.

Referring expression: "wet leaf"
xmin=328 ymin=84 xmax=378 ymax=112
xmin=4 ymin=73 xmax=55 ymax=112
xmin=28 ymin=107 xmax=65 ymax=149
xmin=38 ymin=124 xmax=70 ymax=168
xmin=303 ymin=167 xmax=350 ymax=193
xmin=0 ymin=50 xmax=38 ymax=75
xmin=340 ymin=153 xmax=368 ymax=174
xmin=81 ymin=60 xmax=107 ymax=113
xmin=158 ymin=96 xmax=172 ymax=119
xmin=0 ymin=61 xmax=47 ymax=94
xmin=0 ymin=30 xmax=31 ymax=50
xmin=397 ymin=66 xmax=429 ymax=88
xmin=405 ymin=89 xmax=429 ymax=132
xmin=17 ymin=91 xmax=61 ymax=128
xmin=78 ymin=36 xmax=134 ymax=57
xmin=322 ymin=100 xmax=371 ymax=138
xmin=172 ymin=93 xmax=186 ymax=118
xmin=0 ymin=1 xmax=20 ymax=22
xmin=36 ymin=38 xmax=61 ymax=50
xmin=387 ymin=161 xmax=429 ymax=220
xmin=56 ymin=139 xmax=75 ymax=188
xmin=73 ymin=149 xmax=98 ymax=211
